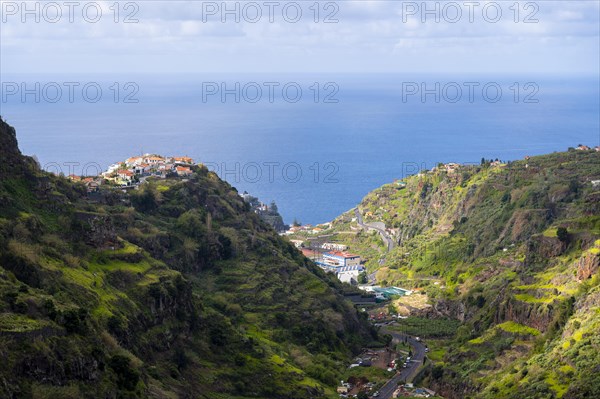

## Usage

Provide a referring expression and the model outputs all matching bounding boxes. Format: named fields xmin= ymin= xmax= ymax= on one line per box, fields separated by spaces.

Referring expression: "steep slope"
xmin=0 ymin=118 xmax=376 ymax=399
xmin=326 ymin=152 xmax=600 ymax=398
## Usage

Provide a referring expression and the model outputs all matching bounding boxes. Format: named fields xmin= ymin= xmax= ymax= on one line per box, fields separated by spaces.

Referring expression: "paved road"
xmin=354 ymin=208 xmax=395 ymax=253
xmin=367 ymin=271 xmax=378 ymax=285
xmin=374 ymin=328 xmax=427 ymax=399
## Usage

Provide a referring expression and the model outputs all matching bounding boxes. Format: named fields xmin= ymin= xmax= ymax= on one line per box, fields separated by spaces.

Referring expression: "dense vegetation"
xmin=0 ymin=118 xmax=376 ymax=399
xmin=323 ymin=150 xmax=600 ymax=398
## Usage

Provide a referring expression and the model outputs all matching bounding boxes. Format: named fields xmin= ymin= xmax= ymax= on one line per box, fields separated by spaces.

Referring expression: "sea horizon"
xmin=1 ymin=73 xmax=599 ymax=225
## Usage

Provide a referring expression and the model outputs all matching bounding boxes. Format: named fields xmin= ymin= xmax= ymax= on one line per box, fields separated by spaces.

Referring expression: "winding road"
xmin=354 ymin=208 xmax=395 ymax=253
xmin=355 ymin=208 xmax=395 ymax=284
xmin=353 ymin=210 xmax=425 ymax=397
xmin=375 ymin=328 xmax=427 ymax=399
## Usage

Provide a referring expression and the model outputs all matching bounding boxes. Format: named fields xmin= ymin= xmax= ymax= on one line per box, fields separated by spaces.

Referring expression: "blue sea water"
xmin=1 ymin=74 xmax=598 ymax=225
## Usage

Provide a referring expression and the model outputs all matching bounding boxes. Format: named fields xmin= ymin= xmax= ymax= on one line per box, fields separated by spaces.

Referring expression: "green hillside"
xmin=0 ymin=118 xmax=376 ymax=399
xmin=324 ymin=151 xmax=600 ymax=398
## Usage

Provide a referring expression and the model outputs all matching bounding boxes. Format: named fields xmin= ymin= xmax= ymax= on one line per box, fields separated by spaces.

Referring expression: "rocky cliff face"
xmin=576 ymin=250 xmax=599 ymax=281
xmin=0 ymin=117 xmax=37 ymax=176
xmin=0 ymin=117 xmax=20 ymax=154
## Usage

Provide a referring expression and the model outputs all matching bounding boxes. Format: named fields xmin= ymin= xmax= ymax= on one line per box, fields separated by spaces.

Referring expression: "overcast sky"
xmin=0 ymin=0 xmax=599 ymax=75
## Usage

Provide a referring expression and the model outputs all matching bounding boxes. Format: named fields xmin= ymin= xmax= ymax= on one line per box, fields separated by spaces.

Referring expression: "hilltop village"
xmin=67 ymin=154 xmax=287 ymax=231
xmin=67 ymin=153 xmax=195 ymax=191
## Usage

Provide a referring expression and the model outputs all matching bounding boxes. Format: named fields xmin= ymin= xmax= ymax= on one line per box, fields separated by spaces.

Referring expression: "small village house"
xmin=117 ymin=169 xmax=134 ymax=182
xmin=289 ymin=239 xmax=304 ymax=248
xmin=171 ymin=156 xmax=194 ymax=164
xmin=176 ymin=166 xmax=193 ymax=177
xmin=322 ymin=242 xmax=348 ymax=251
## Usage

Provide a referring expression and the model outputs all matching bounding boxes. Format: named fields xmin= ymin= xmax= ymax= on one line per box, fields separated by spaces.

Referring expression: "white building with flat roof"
xmin=336 ymin=265 xmax=365 ymax=284
xmin=322 ymin=242 xmax=348 ymax=251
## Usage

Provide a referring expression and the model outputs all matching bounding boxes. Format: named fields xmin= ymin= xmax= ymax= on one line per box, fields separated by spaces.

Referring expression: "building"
xmin=336 ymin=386 xmax=349 ymax=394
xmin=85 ymin=180 xmax=101 ymax=193
xmin=117 ymin=170 xmax=134 ymax=181
xmin=289 ymin=239 xmax=304 ymax=248
xmin=176 ymin=166 xmax=193 ymax=176
xmin=323 ymin=251 xmax=361 ymax=268
xmin=336 ymin=265 xmax=365 ymax=284
xmin=171 ymin=156 xmax=194 ymax=164
xmin=125 ymin=156 xmax=143 ymax=166
xmin=158 ymin=163 xmax=173 ymax=173
xmin=133 ymin=163 xmax=151 ymax=175
xmin=360 ymin=286 xmax=413 ymax=298
xmin=322 ymin=242 xmax=348 ymax=251
xmin=104 ymin=163 xmax=121 ymax=175
xmin=144 ymin=155 xmax=164 ymax=164
xmin=301 ymin=248 xmax=323 ymax=263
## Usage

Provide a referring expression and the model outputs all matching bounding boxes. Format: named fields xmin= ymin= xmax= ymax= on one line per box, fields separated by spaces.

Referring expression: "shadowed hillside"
xmin=0 ymin=118 xmax=376 ymax=399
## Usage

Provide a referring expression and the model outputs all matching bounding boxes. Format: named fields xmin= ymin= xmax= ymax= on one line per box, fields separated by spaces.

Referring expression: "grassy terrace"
xmin=389 ymin=317 xmax=461 ymax=338
xmin=0 ymin=313 xmax=53 ymax=333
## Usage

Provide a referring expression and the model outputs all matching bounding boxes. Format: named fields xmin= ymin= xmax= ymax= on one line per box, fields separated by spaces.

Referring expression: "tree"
xmin=270 ymin=201 xmax=278 ymax=212
xmin=557 ymin=227 xmax=569 ymax=243
xmin=358 ymin=271 xmax=368 ymax=284
xmin=109 ymin=355 xmax=139 ymax=391
xmin=131 ymin=184 xmax=160 ymax=213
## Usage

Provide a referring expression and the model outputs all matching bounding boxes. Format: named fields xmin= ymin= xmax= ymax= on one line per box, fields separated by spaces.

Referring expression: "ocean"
xmin=1 ymin=74 xmax=598 ymax=225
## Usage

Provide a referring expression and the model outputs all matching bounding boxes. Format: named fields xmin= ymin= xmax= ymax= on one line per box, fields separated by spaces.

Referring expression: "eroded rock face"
xmin=0 ymin=117 xmax=19 ymax=151
xmin=428 ymin=299 xmax=467 ymax=322
xmin=576 ymin=251 xmax=599 ymax=281
xmin=495 ymin=296 xmax=554 ymax=333
xmin=525 ymin=235 xmax=567 ymax=267
xmin=73 ymin=211 xmax=118 ymax=248
xmin=0 ymin=117 xmax=22 ymax=174
xmin=0 ymin=117 xmax=37 ymax=176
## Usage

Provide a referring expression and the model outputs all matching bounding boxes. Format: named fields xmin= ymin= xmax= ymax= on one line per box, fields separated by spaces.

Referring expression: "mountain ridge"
xmin=308 ymin=150 xmax=600 ymax=398
xmin=0 ymin=118 xmax=376 ymax=399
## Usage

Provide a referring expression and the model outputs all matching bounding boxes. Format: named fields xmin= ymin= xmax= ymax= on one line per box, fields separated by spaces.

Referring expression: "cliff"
xmin=0 ymin=117 xmax=35 ymax=176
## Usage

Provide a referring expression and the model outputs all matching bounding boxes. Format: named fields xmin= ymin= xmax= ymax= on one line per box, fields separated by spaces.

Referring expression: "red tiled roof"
xmin=173 ymin=156 xmax=194 ymax=163
xmin=325 ymin=251 xmax=360 ymax=258
xmin=301 ymin=249 xmax=320 ymax=257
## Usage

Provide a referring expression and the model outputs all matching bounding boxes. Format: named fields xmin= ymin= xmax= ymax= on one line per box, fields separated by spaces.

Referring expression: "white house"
xmin=144 ymin=155 xmax=164 ymax=165
xmin=289 ymin=239 xmax=304 ymax=248
xmin=125 ymin=156 xmax=144 ymax=167
xmin=117 ymin=170 xmax=134 ymax=181
xmin=322 ymin=243 xmax=348 ymax=251
xmin=336 ymin=265 xmax=365 ymax=284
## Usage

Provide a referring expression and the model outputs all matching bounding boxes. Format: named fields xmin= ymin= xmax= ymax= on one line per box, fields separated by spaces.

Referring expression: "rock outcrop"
xmin=0 ymin=116 xmax=37 ymax=176
xmin=576 ymin=251 xmax=600 ymax=281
